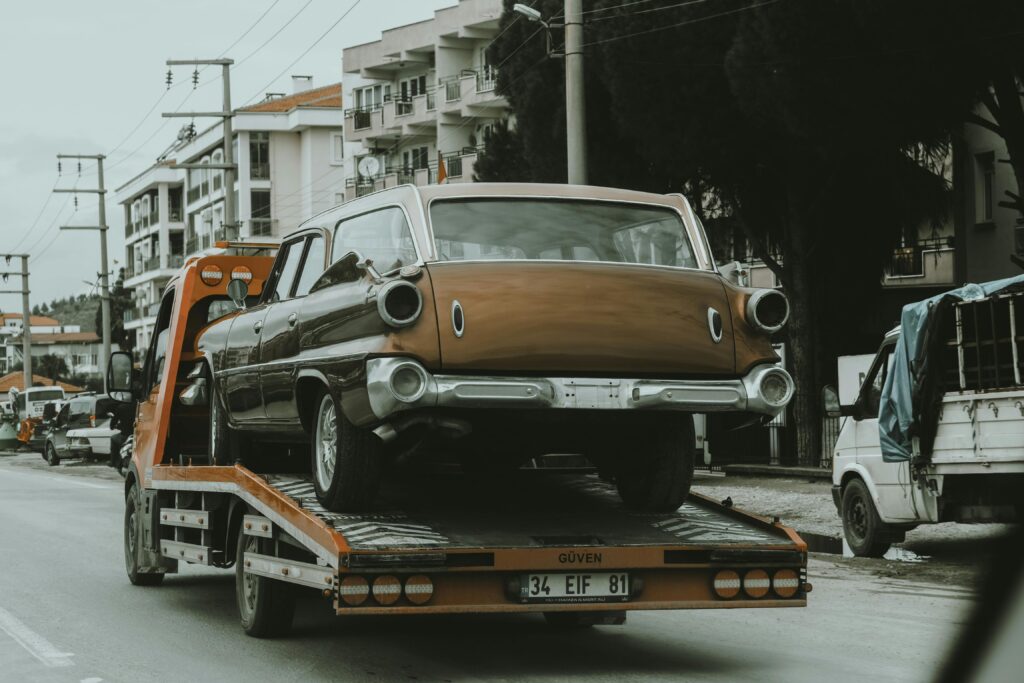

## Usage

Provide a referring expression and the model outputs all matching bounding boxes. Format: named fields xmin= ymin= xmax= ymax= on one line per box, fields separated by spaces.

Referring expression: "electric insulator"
xmin=192 ymin=68 xmax=199 ymax=88
xmin=166 ymin=68 xmax=173 ymax=89
xmin=77 ymin=161 xmax=81 ymax=174
xmin=57 ymin=161 xmax=62 ymax=175
xmin=74 ymin=196 xmax=78 ymax=210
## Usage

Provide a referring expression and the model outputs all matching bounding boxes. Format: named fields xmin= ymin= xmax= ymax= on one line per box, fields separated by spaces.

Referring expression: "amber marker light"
xmin=743 ymin=569 xmax=771 ymax=599
xmin=712 ymin=569 xmax=741 ymax=599
xmin=231 ymin=265 xmax=253 ymax=282
xmin=772 ymin=569 xmax=800 ymax=598
xmin=339 ymin=575 xmax=369 ymax=606
xmin=404 ymin=575 xmax=434 ymax=605
xmin=372 ymin=575 xmax=402 ymax=606
xmin=200 ymin=265 xmax=223 ymax=286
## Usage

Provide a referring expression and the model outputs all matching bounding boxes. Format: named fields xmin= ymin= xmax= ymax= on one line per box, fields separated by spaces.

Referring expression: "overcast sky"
xmin=0 ymin=0 xmax=455 ymax=311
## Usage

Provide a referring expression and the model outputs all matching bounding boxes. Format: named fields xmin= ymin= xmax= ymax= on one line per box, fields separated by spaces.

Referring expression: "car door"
xmin=258 ymin=232 xmax=327 ymax=424
xmin=52 ymin=403 xmax=70 ymax=454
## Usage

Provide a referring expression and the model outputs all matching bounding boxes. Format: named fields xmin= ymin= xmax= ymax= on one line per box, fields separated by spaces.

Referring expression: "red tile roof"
xmin=30 ymin=332 xmax=100 ymax=344
xmin=0 ymin=372 xmax=85 ymax=393
xmin=1 ymin=313 xmax=60 ymax=326
xmin=240 ymin=83 xmax=342 ymax=113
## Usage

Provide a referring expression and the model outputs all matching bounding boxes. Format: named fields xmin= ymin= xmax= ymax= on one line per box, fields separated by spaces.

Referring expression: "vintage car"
xmin=188 ymin=183 xmax=794 ymax=512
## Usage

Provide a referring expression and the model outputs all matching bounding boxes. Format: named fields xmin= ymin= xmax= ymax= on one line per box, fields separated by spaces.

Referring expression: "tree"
xmin=97 ymin=267 xmax=134 ymax=353
xmin=37 ymin=354 xmax=68 ymax=385
xmin=485 ymin=0 xmax=962 ymax=465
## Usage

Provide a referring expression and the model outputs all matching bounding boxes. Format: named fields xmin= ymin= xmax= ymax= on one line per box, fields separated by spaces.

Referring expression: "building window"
xmin=976 ymin=151 xmax=995 ymax=224
xmin=334 ymin=192 xmax=345 ymax=205
xmin=331 ymin=133 xmax=344 ymax=164
xmin=251 ymin=190 xmax=272 ymax=236
xmin=250 ymin=132 xmax=270 ymax=180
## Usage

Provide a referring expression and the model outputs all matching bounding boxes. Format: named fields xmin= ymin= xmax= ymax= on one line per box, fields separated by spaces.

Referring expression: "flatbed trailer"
xmin=136 ymin=463 xmax=808 ymax=624
xmin=114 ymin=244 xmax=808 ymax=636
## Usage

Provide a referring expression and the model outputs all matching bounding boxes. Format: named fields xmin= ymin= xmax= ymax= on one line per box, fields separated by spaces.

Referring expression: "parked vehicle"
xmin=45 ymin=394 xmax=119 ymax=465
xmin=828 ymin=278 xmax=1024 ymax=556
xmin=185 ymin=184 xmax=794 ymax=513
xmin=106 ymin=233 xmax=809 ymax=637
xmin=23 ymin=399 xmax=66 ymax=453
xmin=9 ymin=385 xmax=66 ymax=421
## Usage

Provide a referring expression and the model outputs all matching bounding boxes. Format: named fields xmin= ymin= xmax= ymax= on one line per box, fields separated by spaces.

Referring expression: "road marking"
xmin=0 ymin=606 xmax=74 ymax=668
xmin=0 ymin=466 xmax=118 ymax=490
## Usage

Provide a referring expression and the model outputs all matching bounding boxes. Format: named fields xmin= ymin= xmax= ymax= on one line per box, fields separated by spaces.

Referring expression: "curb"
xmin=723 ymin=464 xmax=833 ymax=480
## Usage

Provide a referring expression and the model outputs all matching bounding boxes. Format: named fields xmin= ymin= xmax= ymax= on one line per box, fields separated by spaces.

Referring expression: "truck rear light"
xmin=403 ymin=575 xmax=434 ymax=605
xmin=743 ymin=569 xmax=770 ymax=598
xmin=772 ymin=569 xmax=800 ymax=598
xmin=377 ymin=280 xmax=423 ymax=328
xmin=200 ymin=265 xmax=223 ymax=286
xmin=90 ymin=414 xmax=96 ymax=427
xmin=712 ymin=569 xmax=741 ymax=599
xmin=747 ymin=289 xmax=789 ymax=333
xmin=339 ymin=576 xmax=369 ymax=606
xmin=389 ymin=362 xmax=429 ymax=403
xmin=372 ymin=575 xmax=402 ymax=605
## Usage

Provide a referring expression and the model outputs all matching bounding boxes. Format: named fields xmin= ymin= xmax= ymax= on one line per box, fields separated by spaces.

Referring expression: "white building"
xmin=342 ymin=0 xmax=508 ymax=197
xmin=115 ymin=78 xmax=349 ymax=354
xmin=0 ymin=313 xmax=116 ymax=380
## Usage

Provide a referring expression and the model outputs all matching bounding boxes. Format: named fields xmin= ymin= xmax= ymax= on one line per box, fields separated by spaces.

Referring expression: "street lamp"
xmin=511 ymin=2 xmax=587 ymax=185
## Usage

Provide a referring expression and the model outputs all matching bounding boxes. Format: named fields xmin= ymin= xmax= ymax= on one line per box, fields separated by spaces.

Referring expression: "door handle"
xmin=253 ymin=320 xmax=263 ymax=334
xmin=287 ymin=313 xmax=297 ymax=327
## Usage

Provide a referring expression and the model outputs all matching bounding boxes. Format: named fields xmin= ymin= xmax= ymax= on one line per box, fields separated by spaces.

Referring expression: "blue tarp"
xmin=879 ymin=273 xmax=1024 ymax=462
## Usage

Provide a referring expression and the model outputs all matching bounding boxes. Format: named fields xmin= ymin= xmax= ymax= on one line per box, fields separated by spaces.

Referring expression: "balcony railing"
xmin=144 ymin=256 xmax=161 ymax=272
xmin=476 ymin=69 xmax=498 ymax=93
xmin=187 ymin=186 xmax=201 ymax=204
xmin=395 ymin=99 xmax=413 ymax=116
xmin=886 ymin=237 xmax=955 ymax=277
xmin=442 ymin=78 xmax=461 ymax=103
xmin=426 ymin=91 xmax=436 ymax=111
xmin=185 ymin=237 xmax=198 ymax=255
xmin=169 ymin=207 xmax=183 ymax=222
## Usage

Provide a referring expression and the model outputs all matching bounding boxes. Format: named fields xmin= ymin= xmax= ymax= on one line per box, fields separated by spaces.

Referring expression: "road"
xmin=0 ymin=453 xmax=980 ymax=683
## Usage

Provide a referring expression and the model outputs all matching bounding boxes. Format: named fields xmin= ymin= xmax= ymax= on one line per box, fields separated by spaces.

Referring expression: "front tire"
xmin=841 ymin=478 xmax=892 ymax=557
xmin=235 ymin=527 xmax=295 ymax=637
xmin=614 ymin=415 xmax=695 ymax=512
xmin=125 ymin=484 xmax=164 ymax=586
xmin=311 ymin=389 xmax=381 ymax=512
xmin=45 ymin=442 xmax=60 ymax=467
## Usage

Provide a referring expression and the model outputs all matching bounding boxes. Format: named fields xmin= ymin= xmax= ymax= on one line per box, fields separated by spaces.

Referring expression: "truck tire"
xmin=125 ymin=484 xmax=164 ymax=586
xmin=311 ymin=388 xmax=381 ymax=512
xmin=235 ymin=530 xmax=295 ymax=637
xmin=45 ymin=442 xmax=60 ymax=467
xmin=615 ymin=415 xmax=695 ymax=512
xmin=841 ymin=478 xmax=892 ymax=557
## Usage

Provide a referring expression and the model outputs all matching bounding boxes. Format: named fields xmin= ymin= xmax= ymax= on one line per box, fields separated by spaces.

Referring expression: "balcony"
xmin=344 ymin=105 xmax=384 ymax=143
xmin=883 ymin=237 xmax=956 ymax=288
xmin=144 ymin=256 xmax=161 ymax=272
xmin=442 ymin=77 xmax=462 ymax=103
xmin=214 ymin=225 xmax=240 ymax=242
xmin=476 ymin=69 xmax=498 ymax=93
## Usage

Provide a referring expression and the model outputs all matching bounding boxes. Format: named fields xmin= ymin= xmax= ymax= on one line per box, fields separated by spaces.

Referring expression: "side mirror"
xmin=822 ymin=385 xmax=841 ymax=418
xmin=107 ymin=351 xmax=136 ymax=403
xmin=310 ymin=251 xmax=379 ymax=293
xmin=227 ymin=278 xmax=249 ymax=310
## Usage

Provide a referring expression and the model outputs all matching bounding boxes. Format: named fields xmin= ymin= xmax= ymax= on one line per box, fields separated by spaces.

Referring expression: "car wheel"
xmin=45 ymin=442 xmax=60 ymax=467
xmin=125 ymin=484 xmax=164 ymax=586
xmin=311 ymin=388 xmax=381 ymax=512
xmin=615 ymin=415 xmax=695 ymax=513
xmin=209 ymin=379 xmax=233 ymax=466
xmin=235 ymin=526 xmax=295 ymax=638
xmin=841 ymin=478 xmax=892 ymax=557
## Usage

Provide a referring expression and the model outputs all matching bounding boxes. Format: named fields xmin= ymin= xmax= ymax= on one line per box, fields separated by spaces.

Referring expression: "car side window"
xmin=143 ymin=290 xmax=176 ymax=394
xmin=862 ymin=343 xmax=895 ymax=416
xmin=56 ymin=404 xmax=69 ymax=426
xmin=293 ymin=235 xmax=326 ymax=297
xmin=333 ymin=207 xmax=417 ymax=273
xmin=266 ymin=238 xmax=306 ymax=303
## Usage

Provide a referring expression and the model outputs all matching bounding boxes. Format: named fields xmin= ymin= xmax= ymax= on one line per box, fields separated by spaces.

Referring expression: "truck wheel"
xmin=125 ymin=484 xmax=164 ymax=586
xmin=235 ymin=530 xmax=295 ymax=637
xmin=615 ymin=416 xmax=695 ymax=512
xmin=311 ymin=389 xmax=381 ymax=512
xmin=841 ymin=478 xmax=892 ymax=557
xmin=45 ymin=443 xmax=60 ymax=467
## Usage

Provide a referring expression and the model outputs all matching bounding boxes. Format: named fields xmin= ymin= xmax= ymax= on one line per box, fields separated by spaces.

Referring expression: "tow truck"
xmin=108 ymin=243 xmax=809 ymax=637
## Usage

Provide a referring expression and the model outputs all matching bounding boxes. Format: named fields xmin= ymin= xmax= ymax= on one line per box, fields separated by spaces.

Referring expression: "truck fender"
xmin=224 ymin=497 xmax=248 ymax=566
xmin=836 ymin=463 xmax=909 ymax=524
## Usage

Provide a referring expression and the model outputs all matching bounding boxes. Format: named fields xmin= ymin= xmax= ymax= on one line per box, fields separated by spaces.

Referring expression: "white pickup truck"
xmin=828 ymin=283 xmax=1024 ymax=557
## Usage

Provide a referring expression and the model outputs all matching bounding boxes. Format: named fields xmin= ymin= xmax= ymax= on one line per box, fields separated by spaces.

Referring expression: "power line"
xmin=8 ymin=180 xmax=59 ymax=254
xmin=586 ymin=0 xmax=711 ymax=23
xmin=243 ymin=0 xmax=364 ymax=106
xmin=234 ymin=0 xmax=314 ymax=69
xmin=583 ymin=0 xmax=781 ymax=47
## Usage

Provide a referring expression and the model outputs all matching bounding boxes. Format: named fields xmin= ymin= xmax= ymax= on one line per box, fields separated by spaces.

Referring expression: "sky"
xmin=0 ymin=0 xmax=456 ymax=311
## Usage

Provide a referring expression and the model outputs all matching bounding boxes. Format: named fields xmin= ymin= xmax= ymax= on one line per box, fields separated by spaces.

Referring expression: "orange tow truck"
xmin=109 ymin=244 xmax=809 ymax=637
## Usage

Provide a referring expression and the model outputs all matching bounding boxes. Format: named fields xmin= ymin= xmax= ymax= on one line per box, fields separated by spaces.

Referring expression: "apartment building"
xmin=0 ymin=313 xmax=115 ymax=380
xmin=342 ymin=0 xmax=507 ymax=198
xmin=115 ymin=78 xmax=349 ymax=353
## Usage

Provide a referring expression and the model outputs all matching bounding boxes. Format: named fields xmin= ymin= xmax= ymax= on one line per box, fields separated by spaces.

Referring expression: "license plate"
xmin=521 ymin=572 xmax=630 ymax=603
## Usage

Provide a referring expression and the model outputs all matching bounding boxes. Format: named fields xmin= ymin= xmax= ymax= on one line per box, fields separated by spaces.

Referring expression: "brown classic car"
xmin=189 ymin=183 xmax=794 ymax=513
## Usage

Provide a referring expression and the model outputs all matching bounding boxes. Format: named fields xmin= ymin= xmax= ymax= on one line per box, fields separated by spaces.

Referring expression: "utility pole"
xmin=0 ymin=254 xmax=32 ymax=390
xmin=564 ymin=0 xmax=587 ymax=185
xmin=514 ymin=2 xmax=587 ymax=184
xmin=54 ymin=154 xmax=111 ymax=391
xmin=164 ymin=59 xmax=237 ymax=234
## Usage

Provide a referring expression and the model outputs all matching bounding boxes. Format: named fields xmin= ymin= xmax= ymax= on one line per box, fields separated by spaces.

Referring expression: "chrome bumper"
xmin=366 ymin=358 xmax=794 ymax=421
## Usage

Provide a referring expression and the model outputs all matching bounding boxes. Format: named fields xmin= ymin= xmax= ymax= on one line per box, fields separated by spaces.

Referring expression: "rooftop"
xmin=0 ymin=372 xmax=85 ymax=394
xmin=1 ymin=313 xmax=60 ymax=326
xmin=239 ymin=83 xmax=342 ymax=113
xmin=30 ymin=332 xmax=101 ymax=344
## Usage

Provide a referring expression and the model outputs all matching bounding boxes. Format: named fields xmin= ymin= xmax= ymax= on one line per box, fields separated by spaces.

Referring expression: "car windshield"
xmin=28 ymin=389 xmax=64 ymax=402
xmin=429 ymin=198 xmax=698 ymax=268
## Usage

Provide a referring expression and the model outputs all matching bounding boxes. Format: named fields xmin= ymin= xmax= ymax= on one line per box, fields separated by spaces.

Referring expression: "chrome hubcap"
xmin=242 ymin=536 xmax=259 ymax=615
xmin=315 ymin=396 xmax=338 ymax=490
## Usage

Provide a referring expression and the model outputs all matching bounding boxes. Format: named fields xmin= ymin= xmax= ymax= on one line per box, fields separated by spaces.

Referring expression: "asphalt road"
xmin=0 ymin=454 xmax=981 ymax=683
